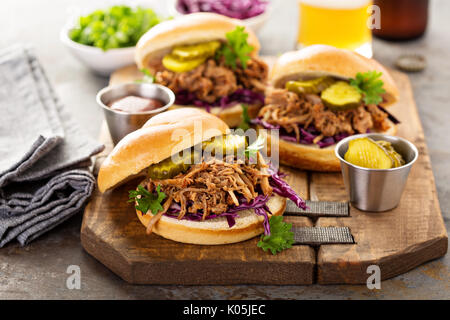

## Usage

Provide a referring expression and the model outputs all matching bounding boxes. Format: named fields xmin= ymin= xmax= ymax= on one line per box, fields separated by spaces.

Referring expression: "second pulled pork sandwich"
xmin=134 ymin=13 xmax=268 ymax=128
xmin=253 ymin=45 xmax=400 ymax=172
xmin=98 ymin=108 xmax=306 ymax=245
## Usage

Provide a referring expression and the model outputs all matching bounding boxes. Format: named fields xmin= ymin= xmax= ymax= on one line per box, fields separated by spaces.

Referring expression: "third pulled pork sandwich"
xmin=98 ymin=108 xmax=306 ymax=247
xmin=135 ymin=12 xmax=268 ymax=128
xmin=253 ymin=45 xmax=400 ymax=171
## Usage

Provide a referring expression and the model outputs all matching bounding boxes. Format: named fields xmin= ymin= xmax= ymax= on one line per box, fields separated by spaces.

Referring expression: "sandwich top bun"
xmin=136 ymin=193 xmax=286 ymax=245
xmin=97 ymin=108 xmax=229 ymax=192
xmin=135 ymin=12 xmax=260 ymax=71
xmin=270 ymin=45 xmax=399 ymax=106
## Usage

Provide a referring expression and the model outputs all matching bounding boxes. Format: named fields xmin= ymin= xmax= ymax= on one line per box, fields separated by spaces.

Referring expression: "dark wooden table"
xmin=0 ymin=0 xmax=449 ymax=299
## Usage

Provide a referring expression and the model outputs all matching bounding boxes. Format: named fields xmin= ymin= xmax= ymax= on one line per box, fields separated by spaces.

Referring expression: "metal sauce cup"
xmin=96 ymin=83 xmax=175 ymax=144
xmin=335 ymin=133 xmax=419 ymax=212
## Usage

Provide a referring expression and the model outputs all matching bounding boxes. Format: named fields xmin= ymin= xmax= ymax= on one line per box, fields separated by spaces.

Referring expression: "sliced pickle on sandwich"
xmin=202 ymin=134 xmax=247 ymax=157
xmin=172 ymin=40 xmax=221 ymax=61
xmin=285 ymin=76 xmax=335 ymax=95
xmin=321 ymin=81 xmax=362 ymax=111
xmin=162 ymin=54 xmax=207 ymax=73
xmin=163 ymin=40 xmax=221 ymax=73
xmin=147 ymin=150 xmax=200 ymax=180
xmin=344 ymin=137 xmax=394 ymax=169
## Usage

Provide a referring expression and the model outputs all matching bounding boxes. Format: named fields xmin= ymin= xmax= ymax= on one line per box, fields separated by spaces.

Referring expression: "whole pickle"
xmin=321 ymin=81 xmax=362 ymax=111
xmin=344 ymin=137 xmax=394 ymax=169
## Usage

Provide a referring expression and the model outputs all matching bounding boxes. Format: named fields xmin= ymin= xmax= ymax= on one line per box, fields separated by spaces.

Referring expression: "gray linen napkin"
xmin=0 ymin=45 xmax=104 ymax=246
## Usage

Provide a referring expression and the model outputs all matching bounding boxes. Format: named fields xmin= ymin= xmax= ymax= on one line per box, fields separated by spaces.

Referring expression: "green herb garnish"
xmin=257 ymin=216 xmax=294 ymax=255
xmin=237 ymin=104 xmax=251 ymax=131
xmin=245 ymin=134 xmax=265 ymax=161
xmin=128 ymin=185 xmax=166 ymax=215
xmin=135 ymin=68 xmax=155 ymax=84
xmin=216 ymin=26 xmax=254 ymax=69
xmin=69 ymin=6 xmax=163 ymax=51
xmin=349 ymin=71 xmax=386 ymax=105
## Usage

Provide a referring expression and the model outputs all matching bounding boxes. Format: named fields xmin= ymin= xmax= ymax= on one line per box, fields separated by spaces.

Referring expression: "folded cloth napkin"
xmin=0 ymin=45 xmax=104 ymax=247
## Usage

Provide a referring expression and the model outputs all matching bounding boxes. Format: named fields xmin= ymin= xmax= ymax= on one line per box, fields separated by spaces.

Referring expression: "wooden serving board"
xmin=81 ymin=59 xmax=447 ymax=284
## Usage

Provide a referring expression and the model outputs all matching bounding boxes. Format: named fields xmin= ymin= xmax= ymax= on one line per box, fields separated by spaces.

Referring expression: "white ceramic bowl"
xmin=240 ymin=2 xmax=274 ymax=33
xmin=60 ymin=23 xmax=135 ymax=77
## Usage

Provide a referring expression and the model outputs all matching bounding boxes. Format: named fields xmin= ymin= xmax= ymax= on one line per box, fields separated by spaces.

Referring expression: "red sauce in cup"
xmin=107 ymin=95 xmax=164 ymax=113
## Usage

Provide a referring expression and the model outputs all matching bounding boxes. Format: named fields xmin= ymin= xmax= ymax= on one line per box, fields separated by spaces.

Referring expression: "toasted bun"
xmin=98 ymin=108 xmax=229 ymax=192
xmin=271 ymin=45 xmax=399 ymax=107
xmin=135 ymin=12 xmax=260 ymax=71
xmin=258 ymin=120 xmax=398 ymax=172
xmin=136 ymin=194 xmax=286 ymax=245
xmin=169 ymin=103 xmax=260 ymax=128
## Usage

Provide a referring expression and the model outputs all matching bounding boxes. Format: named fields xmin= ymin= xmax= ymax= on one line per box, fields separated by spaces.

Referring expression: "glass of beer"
xmin=297 ymin=0 xmax=373 ymax=58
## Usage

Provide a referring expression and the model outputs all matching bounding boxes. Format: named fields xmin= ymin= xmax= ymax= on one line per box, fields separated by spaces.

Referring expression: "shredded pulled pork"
xmin=258 ymin=88 xmax=390 ymax=141
xmin=145 ymin=157 xmax=272 ymax=224
xmin=233 ymin=57 xmax=269 ymax=93
xmin=155 ymin=58 xmax=268 ymax=103
xmin=367 ymin=104 xmax=390 ymax=131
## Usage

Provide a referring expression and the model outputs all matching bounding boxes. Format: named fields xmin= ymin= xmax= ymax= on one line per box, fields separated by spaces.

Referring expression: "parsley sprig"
xmin=245 ymin=134 xmax=265 ymax=161
xmin=128 ymin=185 xmax=166 ymax=215
xmin=216 ymin=26 xmax=254 ymax=69
xmin=237 ymin=104 xmax=251 ymax=131
xmin=257 ymin=216 xmax=294 ymax=255
xmin=349 ymin=71 xmax=386 ymax=105
xmin=135 ymin=68 xmax=155 ymax=84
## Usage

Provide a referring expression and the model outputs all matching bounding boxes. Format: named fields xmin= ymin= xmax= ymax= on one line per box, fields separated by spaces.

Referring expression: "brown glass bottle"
xmin=373 ymin=0 xmax=429 ymax=40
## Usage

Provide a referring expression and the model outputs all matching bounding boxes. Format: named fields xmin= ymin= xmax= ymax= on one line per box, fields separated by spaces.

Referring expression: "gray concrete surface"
xmin=0 ymin=0 xmax=449 ymax=299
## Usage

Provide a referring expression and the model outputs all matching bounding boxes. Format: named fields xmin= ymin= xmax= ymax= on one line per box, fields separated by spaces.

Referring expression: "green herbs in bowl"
xmin=69 ymin=5 xmax=162 ymax=51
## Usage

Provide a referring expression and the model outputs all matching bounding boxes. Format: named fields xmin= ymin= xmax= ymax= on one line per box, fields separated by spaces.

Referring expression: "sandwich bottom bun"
xmin=136 ymin=194 xmax=286 ymax=245
xmin=258 ymin=120 xmax=397 ymax=172
xmin=169 ymin=103 xmax=260 ymax=128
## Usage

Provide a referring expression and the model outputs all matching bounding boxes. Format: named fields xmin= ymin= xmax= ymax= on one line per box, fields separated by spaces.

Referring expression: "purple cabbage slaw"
xmin=176 ymin=89 xmax=264 ymax=113
xmin=253 ymin=118 xmax=349 ymax=148
xmin=176 ymin=0 xmax=268 ymax=20
xmin=252 ymin=105 xmax=400 ymax=148
xmin=163 ymin=195 xmax=270 ymax=231
xmin=165 ymin=201 xmax=240 ymax=229
xmin=162 ymin=171 xmax=307 ymax=236
xmin=250 ymin=117 xmax=280 ymax=130
xmin=268 ymin=165 xmax=308 ymax=211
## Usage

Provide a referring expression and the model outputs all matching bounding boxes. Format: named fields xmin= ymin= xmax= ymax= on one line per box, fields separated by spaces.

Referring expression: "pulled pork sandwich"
xmin=98 ymin=108 xmax=306 ymax=247
xmin=253 ymin=45 xmax=400 ymax=172
xmin=135 ymin=13 xmax=268 ymax=128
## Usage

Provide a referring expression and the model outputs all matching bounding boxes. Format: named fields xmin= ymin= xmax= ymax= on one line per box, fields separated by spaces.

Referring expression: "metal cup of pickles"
xmin=335 ymin=133 xmax=418 ymax=212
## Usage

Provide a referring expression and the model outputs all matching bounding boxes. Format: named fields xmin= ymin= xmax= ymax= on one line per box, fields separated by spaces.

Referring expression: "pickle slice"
xmin=172 ymin=40 xmax=221 ymax=61
xmin=147 ymin=150 xmax=199 ymax=180
xmin=202 ymin=134 xmax=247 ymax=157
xmin=162 ymin=53 xmax=206 ymax=73
xmin=375 ymin=140 xmax=405 ymax=168
xmin=344 ymin=137 xmax=394 ymax=169
xmin=321 ymin=81 xmax=362 ymax=111
xmin=285 ymin=76 xmax=335 ymax=95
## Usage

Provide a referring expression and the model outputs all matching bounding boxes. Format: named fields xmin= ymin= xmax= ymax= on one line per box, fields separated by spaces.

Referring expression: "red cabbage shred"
xmin=176 ymin=89 xmax=264 ymax=113
xmin=253 ymin=117 xmax=350 ymax=148
xmin=176 ymin=0 xmax=268 ymax=19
